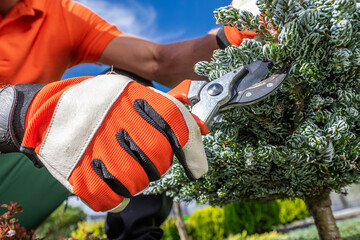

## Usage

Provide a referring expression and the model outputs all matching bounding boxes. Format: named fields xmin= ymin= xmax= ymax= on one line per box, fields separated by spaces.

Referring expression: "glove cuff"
xmin=0 ymin=86 xmax=18 ymax=152
xmin=216 ymin=27 xmax=231 ymax=50
xmin=0 ymin=84 xmax=44 ymax=153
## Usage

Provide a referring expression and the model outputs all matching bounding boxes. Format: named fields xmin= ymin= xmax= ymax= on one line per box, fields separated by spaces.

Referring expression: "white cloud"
xmin=75 ymin=0 xmax=185 ymax=42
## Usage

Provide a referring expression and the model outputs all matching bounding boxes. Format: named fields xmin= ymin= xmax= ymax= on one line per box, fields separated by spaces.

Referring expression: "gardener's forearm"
xmin=99 ymin=29 xmax=220 ymax=88
xmin=152 ymin=29 xmax=220 ymax=87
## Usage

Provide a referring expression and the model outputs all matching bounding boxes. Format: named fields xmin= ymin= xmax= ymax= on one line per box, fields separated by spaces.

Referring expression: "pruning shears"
xmin=168 ymin=59 xmax=291 ymax=134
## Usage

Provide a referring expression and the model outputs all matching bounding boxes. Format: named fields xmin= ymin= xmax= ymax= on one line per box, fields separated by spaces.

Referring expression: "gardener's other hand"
xmin=216 ymin=0 xmax=260 ymax=49
xmin=216 ymin=26 xmax=258 ymax=49
xmin=0 ymin=75 xmax=208 ymax=212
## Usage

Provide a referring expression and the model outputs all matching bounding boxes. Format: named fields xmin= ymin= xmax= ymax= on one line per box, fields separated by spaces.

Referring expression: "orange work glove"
xmin=0 ymin=74 xmax=208 ymax=212
xmin=216 ymin=26 xmax=258 ymax=49
xmin=216 ymin=0 xmax=259 ymax=49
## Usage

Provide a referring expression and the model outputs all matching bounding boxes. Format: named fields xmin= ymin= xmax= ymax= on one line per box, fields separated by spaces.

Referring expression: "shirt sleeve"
xmin=62 ymin=0 xmax=122 ymax=66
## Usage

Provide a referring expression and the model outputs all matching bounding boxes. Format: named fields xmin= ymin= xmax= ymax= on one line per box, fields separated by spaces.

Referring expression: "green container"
xmin=0 ymin=153 xmax=70 ymax=230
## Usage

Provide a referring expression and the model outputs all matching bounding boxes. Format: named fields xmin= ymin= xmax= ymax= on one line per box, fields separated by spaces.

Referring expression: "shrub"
xmin=35 ymin=203 xmax=86 ymax=240
xmin=71 ymin=220 xmax=107 ymax=239
xmin=226 ymin=230 xmax=287 ymax=240
xmin=224 ymin=200 xmax=280 ymax=235
xmin=224 ymin=198 xmax=309 ymax=235
xmin=276 ymin=198 xmax=310 ymax=225
xmin=161 ymin=217 xmax=181 ymax=240
xmin=0 ymin=201 xmax=39 ymax=240
xmin=186 ymin=206 xmax=225 ymax=240
xmin=148 ymin=1 xmax=360 ymax=239
xmin=162 ymin=198 xmax=309 ymax=239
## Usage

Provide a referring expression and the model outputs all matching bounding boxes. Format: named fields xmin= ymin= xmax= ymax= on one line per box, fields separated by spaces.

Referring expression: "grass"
xmin=224 ymin=216 xmax=360 ymax=240
xmin=284 ymin=216 xmax=360 ymax=240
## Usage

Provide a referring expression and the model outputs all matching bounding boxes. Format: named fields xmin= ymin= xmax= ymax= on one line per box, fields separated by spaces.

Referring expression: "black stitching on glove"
xmin=133 ymin=99 xmax=195 ymax=180
xmin=20 ymin=145 xmax=44 ymax=168
xmin=116 ymin=129 xmax=161 ymax=181
xmin=91 ymin=158 xmax=132 ymax=198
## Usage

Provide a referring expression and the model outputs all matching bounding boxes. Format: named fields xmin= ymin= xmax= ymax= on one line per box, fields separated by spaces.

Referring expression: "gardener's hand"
xmin=216 ymin=26 xmax=258 ymax=49
xmin=0 ymin=75 xmax=208 ymax=212
xmin=216 ymin=0 xmax=259 ymax=49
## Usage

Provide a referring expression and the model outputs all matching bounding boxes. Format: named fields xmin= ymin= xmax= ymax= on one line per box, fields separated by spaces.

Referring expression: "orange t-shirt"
xmin=0 ymin=0 xmax=122 ymax=85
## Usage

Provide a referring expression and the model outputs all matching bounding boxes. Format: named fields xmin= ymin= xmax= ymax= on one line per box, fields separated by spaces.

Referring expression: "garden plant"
xmin=148 ymin=0 xmax=360 ymax=239
xmin=0 ymin=202 xmax=39 ymax=240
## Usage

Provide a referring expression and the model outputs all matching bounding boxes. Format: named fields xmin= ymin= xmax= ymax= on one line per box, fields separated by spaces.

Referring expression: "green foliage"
xmin=224 ymin=198 xmax=309 ymax=235
xmin=187 ymin=206 xmax=225 ymax=240
xmin=225 ymin=230 xmax=287 ymax=240
xmin=162 ymin=199 xmax=308 ymax=239
xmin=276 ymin=198 xmax=310 ymax=225
xmin=0 ymin=202 xmax=39 ymax=240
xmin=161 ymin=216 xmax=196 ymax=240
xmin=224 ymin=201 xmax=280 ymax=235
xmin=161 ymin=217 xmax=181 ymax=240
xmin=225 ymin=215 xmax=360 ymax=240
xmin=71 ymin=220 xmax=107 ymax=239
xmin=147 ymin=0 xmax=360 ymax=211
xmin=286 ymin=215 xmax=360 ymax=240
xmin=162 ymin=215 xmax=360 ymax=240
xmin=35 ymin=203 xmax=86 ymax=240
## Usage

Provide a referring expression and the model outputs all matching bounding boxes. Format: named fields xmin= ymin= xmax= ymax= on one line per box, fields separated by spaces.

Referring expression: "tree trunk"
xmin=173 ymin=202 xmax=189 ymax=240
xmin=304 ymin=189 xmax=342 ymax=240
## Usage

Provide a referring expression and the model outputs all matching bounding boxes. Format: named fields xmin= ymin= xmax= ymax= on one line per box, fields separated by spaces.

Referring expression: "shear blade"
xmin=221 ymin=61 xmax=291 ymax=111
xmin=234 ymin=59 xmax=273 ymax=93
xmin=220 ymin=59 xmax=272 ymax=110
xmin=237 ymin=72 xmax=287 ymax=104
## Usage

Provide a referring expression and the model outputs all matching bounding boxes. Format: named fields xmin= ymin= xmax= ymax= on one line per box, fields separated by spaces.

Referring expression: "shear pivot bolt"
xmin=266 ymin=83 xmax=274 ymax=88
xmin=207 ymin=83 xmax=223 ymax=96
xmin=246 ymin=92 xmax=252 ymax=97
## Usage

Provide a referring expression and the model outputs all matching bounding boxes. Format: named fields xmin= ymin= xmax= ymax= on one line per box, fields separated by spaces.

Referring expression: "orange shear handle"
xmin=168 ymin=80 xmax=209 ymax=135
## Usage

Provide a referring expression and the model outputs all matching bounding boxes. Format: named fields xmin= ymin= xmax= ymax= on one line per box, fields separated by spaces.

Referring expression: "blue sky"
xmin=62 ymin=0 xmax=232 ymax=82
